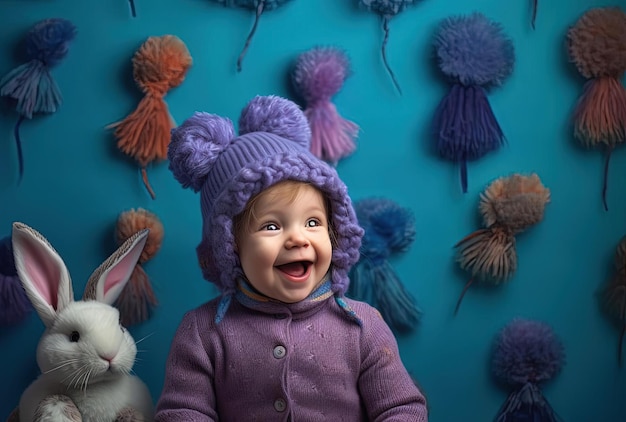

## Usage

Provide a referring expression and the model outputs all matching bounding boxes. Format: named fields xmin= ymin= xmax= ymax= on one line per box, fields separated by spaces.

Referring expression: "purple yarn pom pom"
xmin=168 ymin=112 xmax=235 ymax=192
xmin=291 ymin=47 xmax=358 ymax=163
xmin=292 ymin=47 xmax=350 ymax=103
xmin=492 ymin=318 xmax=565 ymax=386
xmin=239 ymin=95 xmax=311 ymax=149
xmin=25 ymin=18 xmax=77 ymax=67
xmin=434 ymin=13 xmax=514 ymax=87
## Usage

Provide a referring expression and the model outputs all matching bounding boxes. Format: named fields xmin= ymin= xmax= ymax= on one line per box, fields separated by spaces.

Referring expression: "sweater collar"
xmin=233 ymin=277 xmax=334 ymax=319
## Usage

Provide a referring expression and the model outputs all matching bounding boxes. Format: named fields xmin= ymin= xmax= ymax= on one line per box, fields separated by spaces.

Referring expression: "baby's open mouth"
xmin=276 ymin=261 xmax=311 ymax=277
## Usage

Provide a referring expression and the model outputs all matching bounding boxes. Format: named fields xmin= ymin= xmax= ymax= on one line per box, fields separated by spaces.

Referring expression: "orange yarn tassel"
xmin=109 ymin=35 xmax=192 ymax=199
xmin=115 ymin=208 xmax=164 ymax=326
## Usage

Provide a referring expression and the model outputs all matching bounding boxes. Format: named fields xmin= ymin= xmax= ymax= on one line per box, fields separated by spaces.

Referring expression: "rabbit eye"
xmin=69 ymin=331 xmax=80 ymax=342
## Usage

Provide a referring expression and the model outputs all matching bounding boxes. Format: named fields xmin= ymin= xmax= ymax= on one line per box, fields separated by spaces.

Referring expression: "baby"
xmin=155 ymin=95 xmax=428 ymax=421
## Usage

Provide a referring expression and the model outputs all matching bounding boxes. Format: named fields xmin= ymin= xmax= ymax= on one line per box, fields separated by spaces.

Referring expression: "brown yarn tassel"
xmin=567 ymin=7 xmax=626 ymax=211
xmin=453 ymin=174 xmax=550 ymax=315
xmin=115 ymin=208 xmax=164 ymax=325
xmin=108 ymin=35 xmax=192 ymax=199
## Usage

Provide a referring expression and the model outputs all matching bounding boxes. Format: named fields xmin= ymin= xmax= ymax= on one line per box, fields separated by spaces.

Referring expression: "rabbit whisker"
xmin=42 ymin=358 xmax=81 ymax=374
xmin=135 ymin=332 xmax=155 ymax=345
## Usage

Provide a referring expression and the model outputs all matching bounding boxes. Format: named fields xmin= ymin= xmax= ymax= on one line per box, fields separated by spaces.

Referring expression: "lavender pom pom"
xmin=291 ymin=47 xmax=358 ymax=163
xmin=434 ymin=13 xmax=514 ymax=87
xmin=292 ymin=47 xmax=350 ymax=104
xmin=239 ymin=95 xmax=311 ymax=149
xmin=168 ymin=113 xmax=235 ymax=192
xmin=25 ymin=18 xmax=77 ymax=67
xmin=492 ymin=318 xmax=565 ymax=386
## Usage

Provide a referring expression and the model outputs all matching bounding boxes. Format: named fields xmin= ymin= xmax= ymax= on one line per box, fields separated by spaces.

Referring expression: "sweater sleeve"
xmin=356 ymin=303 xmax=429 ymax=422
xmin=155 ymin=309 xmax=218 ymax=422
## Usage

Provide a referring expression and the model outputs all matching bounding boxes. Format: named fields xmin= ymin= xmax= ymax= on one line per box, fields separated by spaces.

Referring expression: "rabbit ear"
xmin=83 ymin=229 xmax=149 ymax=304
xmin=11 ymin=222 xmax=74 ymax=328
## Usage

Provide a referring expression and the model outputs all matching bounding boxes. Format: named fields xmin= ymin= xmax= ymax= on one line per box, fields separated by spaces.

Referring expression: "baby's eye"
xmin=263 ymin=223 xmax=279 ymax=231
xmin=306 ymin=219 xmax=321 ymax=228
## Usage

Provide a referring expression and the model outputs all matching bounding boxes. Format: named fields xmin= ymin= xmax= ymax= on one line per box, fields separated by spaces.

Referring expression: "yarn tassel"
xmin=292 ymin=46 xmax=359 ymax=164
xmin=572 ymin=77 xmax=626 ymax=211
xmin=0 ymin=235 xmax=33 ymax=325
xmin=109 ymin=35 xmax=192 ymax=199
xmin=454 ymin=226 xmax=516 ymax=314
xmin=115 ymin=265 xmax=157 ymax=326
xmin=434 ymin=84 xmax=505 ymax=193
xmin=0 ymin=61 xmax=63 ymax=119
xmin=573 ymin=77 xmax=626 ymax=147
xmin=0 ymin=18 xmax=76 ymax=183
xmin=381 ymin=15 xmax=402 ymax=95
xmin=237 ymin=0 xmax=264 ymax=72
xmin=115 ymin=208 xmax=164 ymax=325
xmin=348 ymin=198 xmax=420 ymax=331
xmin=110 ymin=95 xmax=173 ymax=199
xmin=305 ymin=103 xmax=358 ymax=164
xmin=495 ymin=382 xmax=560 ymax=422
xmin=372 ymin=260 xmax=421 ymax=332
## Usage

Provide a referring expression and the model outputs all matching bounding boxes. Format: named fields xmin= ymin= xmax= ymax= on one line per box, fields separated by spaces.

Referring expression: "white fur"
xmin=12 ymin=223 xmax=154 ymax=422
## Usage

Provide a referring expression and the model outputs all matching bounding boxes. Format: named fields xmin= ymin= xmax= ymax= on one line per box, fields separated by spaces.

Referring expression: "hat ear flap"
xmin=238 ymin=95 xmax=311 ymax=150
xmin=168 ymin=112 xmax=235 ymax=192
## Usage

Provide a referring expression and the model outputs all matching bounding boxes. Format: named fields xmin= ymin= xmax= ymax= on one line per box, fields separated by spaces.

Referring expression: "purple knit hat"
xmin=168 ymin=95 xmax=363 ymax=300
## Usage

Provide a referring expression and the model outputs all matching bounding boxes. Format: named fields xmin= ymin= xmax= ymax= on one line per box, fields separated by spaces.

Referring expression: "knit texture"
xmin=168 ymin=96 xmax=363 ymax=302
xmin=155 ymin=292 xmax=428 ymax=421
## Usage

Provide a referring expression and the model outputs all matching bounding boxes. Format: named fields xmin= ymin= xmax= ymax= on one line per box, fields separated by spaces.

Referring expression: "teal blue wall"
xmin=1 ymin=0 xmax=626 ymax=420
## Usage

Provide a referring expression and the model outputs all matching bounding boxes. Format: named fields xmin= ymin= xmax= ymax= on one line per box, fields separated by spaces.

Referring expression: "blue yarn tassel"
xmin=0 ymin=236 xmax=33 ymax=325
xmin=0 ymin=18 xmax=76 ymax=183
xmin=348 ymin=197 xmax=421 ymax=332
xmin=495 ymin=383 xmax=561 ymax=422
xmin=351 ymin=258 xmax=421 ymax=332
xmin=433 ymin=83 xmax=505 ymax=193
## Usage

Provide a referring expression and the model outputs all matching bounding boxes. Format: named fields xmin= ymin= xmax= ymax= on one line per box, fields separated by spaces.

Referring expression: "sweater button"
xmin=274 ymin=398 xmax=287 ymax=412
xmin=273 ymin=345 xmax=286 ymax=359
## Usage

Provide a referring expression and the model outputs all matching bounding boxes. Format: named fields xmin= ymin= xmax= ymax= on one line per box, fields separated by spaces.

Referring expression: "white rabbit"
xmin=11 ymin=222 xmax=155 ymax=422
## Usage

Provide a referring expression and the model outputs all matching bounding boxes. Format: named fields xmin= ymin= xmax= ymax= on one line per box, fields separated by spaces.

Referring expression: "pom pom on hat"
xmin=169 ymin=113 xmax=235 ymax=192
xmin=108 ymin=35 xmax=192 ymax=199
xmin=292 ymin=46 xmax=359 ymax=164
xmin=168 ymin=95 xmax=363 ymax=321
xmin=0 ymin=235 xmax=33 ymax=325
xmin=454 ymin=174 xmax=550 ymax=315
xmin=0 ymin=18 xmax=77 ymax=184
xmin=239 ymin=95 xmax=311 ymax=148
xmin=114 ymin=208 xmax=164 ymax=326
xmin=348 ymin=198 xmax=421 ymax=332
xmin=432 ymin=13 xmax=514 ymax=193
xmin=566 ymin=7 xmax=626 ymax=211
xmin=491 ymin=318 xmax=565 ymax=421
